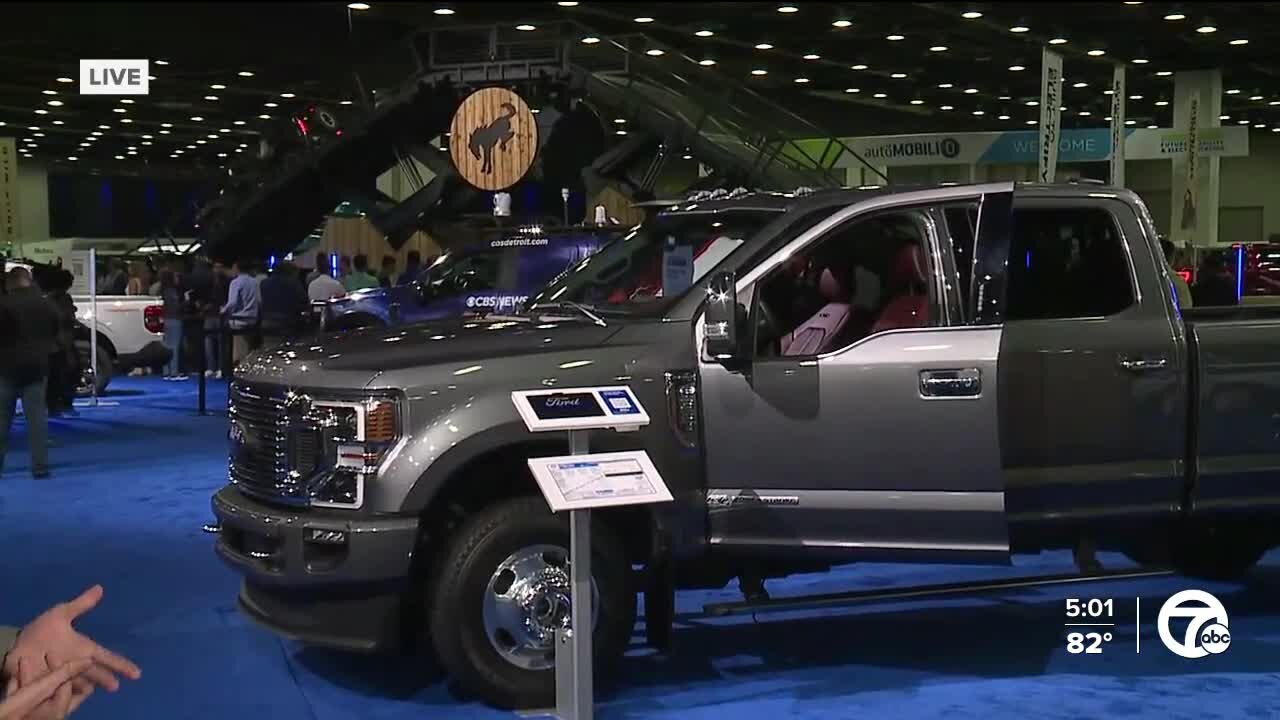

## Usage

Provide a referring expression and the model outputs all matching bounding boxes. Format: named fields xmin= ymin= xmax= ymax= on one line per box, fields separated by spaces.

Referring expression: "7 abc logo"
xmin=1157 ymin=589 xmax=1231 ymax=659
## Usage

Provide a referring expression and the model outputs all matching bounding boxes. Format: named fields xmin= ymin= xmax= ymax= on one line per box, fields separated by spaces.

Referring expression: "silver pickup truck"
xmin=212 ymin=182 xmax=1280 ymax=708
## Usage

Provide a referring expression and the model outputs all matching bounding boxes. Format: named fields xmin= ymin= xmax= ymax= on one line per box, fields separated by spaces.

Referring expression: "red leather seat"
xmin=781 ymin=267 xmax=853 ymax=356
xmin=871 ymin=245 xmax=930 ymax=334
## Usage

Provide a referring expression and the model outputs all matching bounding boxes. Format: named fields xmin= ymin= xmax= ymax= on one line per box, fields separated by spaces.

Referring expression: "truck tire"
xmin=428 ymin=496 xmax=635 ymax=709
xmin=75 ymin=341 xmax=113 ymax=396
xmin=1169 ymin=525 xmax=1269 ymax=581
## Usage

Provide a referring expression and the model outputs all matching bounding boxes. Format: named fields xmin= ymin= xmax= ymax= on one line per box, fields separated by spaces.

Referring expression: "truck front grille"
xmin=228 ymin=382 xmax=311 ymax=505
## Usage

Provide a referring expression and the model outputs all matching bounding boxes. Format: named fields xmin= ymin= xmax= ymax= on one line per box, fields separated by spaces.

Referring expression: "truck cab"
xmin=213 ymin=182 xmax=1280 ymax=709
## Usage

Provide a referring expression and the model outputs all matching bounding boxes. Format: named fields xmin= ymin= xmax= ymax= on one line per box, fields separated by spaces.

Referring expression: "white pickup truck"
xmin=5 ymin=259 xmax=169 ymax=393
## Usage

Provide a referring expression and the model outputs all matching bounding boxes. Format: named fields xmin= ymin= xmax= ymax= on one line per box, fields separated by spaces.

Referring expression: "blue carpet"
xmin=2 ymin=376 xmax=1279 ymax=719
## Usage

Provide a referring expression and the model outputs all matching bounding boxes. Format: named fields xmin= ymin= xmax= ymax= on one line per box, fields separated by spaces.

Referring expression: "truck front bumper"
xmin=211 ymin=486 xmax=420 ymax=651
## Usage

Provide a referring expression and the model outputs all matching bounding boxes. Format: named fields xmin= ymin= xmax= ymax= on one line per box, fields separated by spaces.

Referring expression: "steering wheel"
xmin=754 ymin=297 xmax=785 ymax=356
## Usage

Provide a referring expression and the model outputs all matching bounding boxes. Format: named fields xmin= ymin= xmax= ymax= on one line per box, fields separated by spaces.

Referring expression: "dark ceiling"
xmin=3 ymin=1 xmax=1278 ymax=179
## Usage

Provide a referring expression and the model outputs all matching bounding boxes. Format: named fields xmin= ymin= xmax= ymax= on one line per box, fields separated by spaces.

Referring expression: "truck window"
xmin=1005 ymin=207 xmax=1135 ymax=320
xmin=752 ymin=210 xmax=934 ymax=357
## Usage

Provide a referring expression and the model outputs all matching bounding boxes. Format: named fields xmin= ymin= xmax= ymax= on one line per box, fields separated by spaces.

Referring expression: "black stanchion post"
xmin=195 ymin=316 xmax=207 ymax=415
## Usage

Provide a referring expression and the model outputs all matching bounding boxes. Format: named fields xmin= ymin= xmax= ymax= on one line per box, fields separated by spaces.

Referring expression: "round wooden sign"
xmin=449 ymin=87 xmax=539 ymax=191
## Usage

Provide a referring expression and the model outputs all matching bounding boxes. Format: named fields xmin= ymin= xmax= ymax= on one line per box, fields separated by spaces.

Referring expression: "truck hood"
xmin=238 ymin=315 xmax=622 ymax=388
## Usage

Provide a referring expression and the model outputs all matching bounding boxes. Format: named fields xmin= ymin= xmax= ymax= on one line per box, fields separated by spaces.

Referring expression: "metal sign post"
xmin=88 ymin=248 xmax=99 ymax=407
xmin=512 ymin=387 xmax=671 ymax=720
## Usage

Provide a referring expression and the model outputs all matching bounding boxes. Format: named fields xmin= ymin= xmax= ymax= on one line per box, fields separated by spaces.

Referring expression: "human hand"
xmin=0 ymin=657 xmax=93 ymax=720
xmin=3 ymin=586 xmax=141 ymax=698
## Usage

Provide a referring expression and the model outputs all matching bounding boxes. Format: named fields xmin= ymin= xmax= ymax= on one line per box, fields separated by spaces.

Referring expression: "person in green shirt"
xmin=342 ymin=254 xmax=380 ymax=292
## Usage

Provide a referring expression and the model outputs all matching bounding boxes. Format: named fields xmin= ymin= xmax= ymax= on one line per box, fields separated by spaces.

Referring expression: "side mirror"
xmin=704 ymin=270 xmax=743 ymax=364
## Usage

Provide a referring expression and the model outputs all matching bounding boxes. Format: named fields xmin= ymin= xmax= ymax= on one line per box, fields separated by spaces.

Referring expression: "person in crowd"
xmin=0 ymin=585 xmax=142 ymax=719
xmin=1160 ymin=239 xmax=1194 ymax=310
xmin=185 ymin=259 xmax=219 ymax=379
xmin=0 ymin=267 xmax=60 ymax=478
xmin=378 ymin=255 xmax=397 ymax=289
xmin=147 ymin=262 xmax=162 ymax=296
xmin=103 ymin=260 xmax=128 ymax=296
xmin=45 ymin=269 xmax=80 ymax=415
xmin=342 ymin=254 xmax=379 ymax=292
xmin=338 ymin=255 xmax=352 ymax=280
xmin=1192 ymin=250 xmax=1237 ymax=306
xmin=159 ymin=266 xmax=186 ymax=380
xmin=259 ymin=261 xmax=307 ymax=349
xmin=220 ymin=260 xmax=261 ymax=367
xmin=124 ymin=262 xmax=147 ymax=296
xmin=307 ymin=264 xmax=346 ymax=302
xmin=397 ymin=250 xmax=422 ymax=286
xmin=305 ymin=252 xmax=329 ymax=287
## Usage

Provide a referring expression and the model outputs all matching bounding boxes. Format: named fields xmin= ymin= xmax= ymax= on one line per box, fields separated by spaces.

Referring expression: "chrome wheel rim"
xmin=482 ymin=544 xmax=598 ymax=671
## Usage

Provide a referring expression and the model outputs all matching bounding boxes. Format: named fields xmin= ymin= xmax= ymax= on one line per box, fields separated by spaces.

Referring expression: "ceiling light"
xmin=1129 ymin=94 xmax=1144 ymax=100
xmin=159 ymin=130 xmax=170 ymax=134
xmin=1072 ymin=81 xmax=1088 ymax=88
xmin=698 ymin=59 xmax=717 ymax=66
xmin=196 ymin=140 xmax=207 ymax=145
xmin=937 ymin=82 xmax=954 ymax=89
xmin=1237 ymin=119 xmax=1249 ymax=125
xmin=696 ymin=29 xmax=714 ymax=37
xmin=891 ymin=72 xmax=907 ymax=79
xmin=1009 ymin=65 xmax=1026 ymax=72
xmin=339 ymin=100 xmax=354 ymax=105
xmin=31 ymin=133 xmax=43 ymax=138
xmin=186 ymin=144 xmax=196 ymax=149
xmin=1156 ymin=70 xmax=1173 ymax=77
xmin=1163 ymin=13 xmax=1186 ymax=21
xmin=615 ymin=129 xmax=627 ymax=136
xmin=259 ymin=114 xmax=272 ymax=119
xmin=930 ymin=45 xmax=948 ymax=52
xmin=120 ymin=118 xmax=133 ymax=124
xmin=1155 ymin=100 xmax=1169 ymax=106
xmin=1132 ymin=58 xmax=1149 ymax=64
xmin=1226 ymin=88 xmax=1241 ymax=94
xmin=1079 ymin=110 xmax=1092 ymax=116
xmin=41 ymin=89 xmax=57 ymax=96
xmin=208 ymin=133 xmax=220 ymax=138
xmin=1104 ymin=89 xmax=1114 ymax=95
xmin=161 ymin=122 xmax=173 ymax=128
xmin=832 ymin=19 xmax=852 ymax=28
xmin=633 ymin=16 xmax=654 ymax=23
xmin=238 ymin=70 xmax=255 ymax=77
xmin=940 ymin=104 xmax=955 ymax=110
xmin=777 ymin=5 xmax=799 ymax=13
xmin=851 ymin=64 xmax=868 ymax=70
xmin=113 ymin=107 xmax=127 ymax=113
xmin=142 ymin=134 xmax=153 ymax=139
xmin=114 ymin=155 xmax=124 ymax=160
xmin=190 ymin=115 xmax=204 ymax=121
xmin=973 ymin=110 xmax=986 ymax=116
xmin=210 ymin=84 xmax=226 ymax=90
xmin=1025 ymin=100 xmax=1040 ymax=107
xmin=885 ymin=34 xmax=905 ymax=41
xmin=218 ymin=152 xmax=228 ymax=158
xmin=1255 ymin=123 xmax=1267 ymax=129
xmin=755 ymin=43 xmax=774 ymax=50
xmin=1229 ymin=38 xmax=1249 ymax=46
xmin=34 ymin=109 xmax=48 ymax=115
xmin=804 ymin=54 xmax=821 ymax=60
xmin=1026 ymin=120 xmax=1038 ymax=125
xmin=999 ymin=95 xmax=1013 ymax=101
xmin=1009 ymin=25 xmax=1030 ymax=33
xmin=645 ymin=48 xmax=664 ymax=56
xmin=1125 ymin=119 xmax=1137 ymax=125
xmin=1087 ymin=49 xmax=1106 ymax=56
xmin=1250 ymin=94 xmax=1264 ymax=101
xmin=751 ymin=69 xmax=767 ymax=76
xmin=998 ymin=114 xmax=1011 ymax=120
xmin=909 ymin=99 xmax=925 ymax=105
xmin=580 ymin=36 xmax=600 ymax=44
xmin=56 ymin=76 xmax=73 ymax=83
xmin=873 ymin=92 xmax=887 ymax=98
xmin=516 ymin=24 xmax=536 ymax=31
xmin=238 ymin=143 xmax=248 ymax=148
xmin=154 ymin=59 xmax=169 ymax=65
xmin=1049 ymin=37 xmax=1068 ymax=45
xmin=1271 ymin=101 xmax=1280 ymax=106
xmin=433 ymin=7 xmax=455 ymax=15
xmin=1059 ymin=106 xmax=1068 ymax=111
xmin=28 ymin=126 xmax=39 ymax=131
xmin=1219 ymin=114 xmax=1231 ymax=120
xmin=90 ymin=131 xmax=102 ymax=136
xmin=148 ymin=75 xmax=156 ymax=81
xmin=794 ymin=77 xmax=810 ymax=84
xmin=120 ymin=98 xmax=136 ymax=104
xmin=264 ymin=102 xmax=279 ymax=107
xmin=280 ymin=92 xmax=295 ymax=98
xmin=52 ymin=120 xmax=63 ymax=125
xmin=964 ymin=88 xmax=979 ymax=94
xmin=231 ymin=120 xmax=245 ymax=126
xmin=205 ymin=95 xmax=219 ymax=101
xmin=961 ymin=11 xmax=983 ymax=19
xmin=1196 ymin=25 xmax=1217 ymax=34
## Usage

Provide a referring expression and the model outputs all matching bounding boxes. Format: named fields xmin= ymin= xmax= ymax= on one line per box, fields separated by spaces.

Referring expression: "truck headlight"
xmin=304 ymin=396 xmax=401 ymax=509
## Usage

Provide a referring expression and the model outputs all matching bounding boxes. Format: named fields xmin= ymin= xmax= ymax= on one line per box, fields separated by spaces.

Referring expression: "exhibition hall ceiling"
xmin=2 ymin=1 xmax=1276 ymax=176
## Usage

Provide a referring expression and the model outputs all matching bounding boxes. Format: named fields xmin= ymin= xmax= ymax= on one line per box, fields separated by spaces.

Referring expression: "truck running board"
xmin=702 ymin=567 xmax=1173 ymax=618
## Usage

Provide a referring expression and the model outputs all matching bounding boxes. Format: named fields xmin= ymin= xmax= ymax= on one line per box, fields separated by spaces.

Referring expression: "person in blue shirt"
xmin=220 ymin=260 xmax=261 ymax=366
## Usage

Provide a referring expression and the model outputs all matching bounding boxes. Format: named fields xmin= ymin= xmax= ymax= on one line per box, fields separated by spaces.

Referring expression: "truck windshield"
xmin=525 ymin=210 xmax=776 ymax=317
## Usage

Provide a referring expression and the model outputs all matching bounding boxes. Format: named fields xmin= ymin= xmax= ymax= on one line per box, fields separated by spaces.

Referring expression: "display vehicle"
xmin=212 ymin=182 xmax=1280 ymax=708
xmin=320 ymin=226 xmax=619 ymax=330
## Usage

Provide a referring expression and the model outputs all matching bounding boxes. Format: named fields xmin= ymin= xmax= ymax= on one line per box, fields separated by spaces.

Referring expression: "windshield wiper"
xmin=531 ymin=300 xmax=608 ymax=327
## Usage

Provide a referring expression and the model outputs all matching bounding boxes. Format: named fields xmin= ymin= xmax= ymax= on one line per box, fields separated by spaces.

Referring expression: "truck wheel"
xmin=1169 ymin=525 xmax=1269 ymax=581
xmin=428 ymin=496 xmax=635 ymax=709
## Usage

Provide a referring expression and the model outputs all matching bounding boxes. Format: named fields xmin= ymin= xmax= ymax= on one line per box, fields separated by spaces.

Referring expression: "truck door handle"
xmin=1117 ymin=355 xmax=1169 ymax=373
xmin=920 ymin=368 xmax=982 ymax=398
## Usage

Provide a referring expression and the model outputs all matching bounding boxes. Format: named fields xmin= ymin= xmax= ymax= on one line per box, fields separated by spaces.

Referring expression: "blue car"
xmin=321 ymin=228 xmax=619 ymax=330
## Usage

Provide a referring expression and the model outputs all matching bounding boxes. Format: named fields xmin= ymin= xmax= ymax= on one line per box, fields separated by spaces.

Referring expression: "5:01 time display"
xmin=1065 ymin=598 xmax=1113 ymax=618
